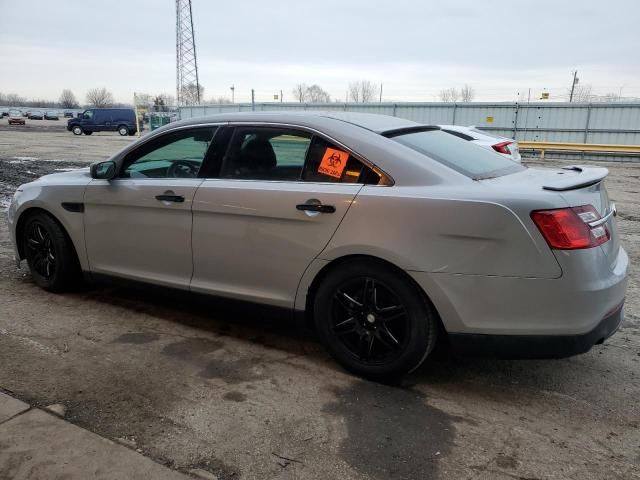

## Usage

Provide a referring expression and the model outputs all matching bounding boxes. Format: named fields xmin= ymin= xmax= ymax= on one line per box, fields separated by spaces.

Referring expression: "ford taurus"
xmin=8 ymin=112 xmax=628 ymax=379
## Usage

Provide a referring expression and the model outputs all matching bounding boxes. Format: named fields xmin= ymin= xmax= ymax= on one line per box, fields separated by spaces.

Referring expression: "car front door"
xmin=83 ymin=126 xmax=217 ymax=288
xmin=190 ymin=125 xmax=382 ymax=307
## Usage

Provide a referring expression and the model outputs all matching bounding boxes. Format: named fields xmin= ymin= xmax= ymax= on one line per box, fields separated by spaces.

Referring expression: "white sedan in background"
xmin=439 ymin=125 xmax=521 ymax=163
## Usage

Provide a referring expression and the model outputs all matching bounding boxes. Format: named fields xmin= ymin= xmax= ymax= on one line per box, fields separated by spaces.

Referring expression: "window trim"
xmin=219 ymin=121 xmax=394 ymax=186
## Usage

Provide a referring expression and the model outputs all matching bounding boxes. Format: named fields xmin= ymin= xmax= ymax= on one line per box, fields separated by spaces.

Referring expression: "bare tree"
xmin=292 ymin=83 xmax=308 ymax=103
xmin=600 ymin=92 xmax=621 ymax=103
xmin=459 ymin=84 xmax=475 ymax=102
xmin=59 ymin=89 xmax=79 ymax=108
xmin=348 ymin=80 xmax=378 ymax=103
xmin=86 ymin=88 xmax=114 ymax=107
xmin=439 ymin=88 xmax=459 ymax=102
xmin=306 ymin=84 xmax=331 ymax=103
xmin=180 ymin=83 xmax=204 ymax=105
xmin=6 ymin=93 xmax=26 ymax=106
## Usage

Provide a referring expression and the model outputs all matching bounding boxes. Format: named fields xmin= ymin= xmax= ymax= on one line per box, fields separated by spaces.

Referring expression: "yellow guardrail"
xmin=518 ymin=141 xmax=640 ymax=159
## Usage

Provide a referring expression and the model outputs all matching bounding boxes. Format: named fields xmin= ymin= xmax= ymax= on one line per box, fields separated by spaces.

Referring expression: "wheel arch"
xmin=300 ymin=254 xmax=448 ymax=339
xmin=15 ymin=207 xmax=82 ymax=269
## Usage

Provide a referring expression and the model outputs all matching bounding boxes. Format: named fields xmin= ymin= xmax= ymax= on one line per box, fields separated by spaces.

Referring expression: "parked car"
xmin=8 ymin=112 xmax=628 ymax=379
xmin=28 ymin=110 xmax=44 ymax=120
xmin=67 ymin=108 xmax=138 ymax=136
xmin=439 ymin=125 xmax=522 ymax=163
xmin=45 ymin=111 xmax=60 ymax=120
xmin=63 ymin=110 xmax=75 ymax=118
xmin=8 ymin=109 xmax=26 ymax=125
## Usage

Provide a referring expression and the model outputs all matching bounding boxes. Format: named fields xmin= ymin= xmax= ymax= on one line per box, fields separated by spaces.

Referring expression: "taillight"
xmin=492 ymin=141 xmax=512 ymax=154
xmin=531 ymin=205 xmax=610 ymax=250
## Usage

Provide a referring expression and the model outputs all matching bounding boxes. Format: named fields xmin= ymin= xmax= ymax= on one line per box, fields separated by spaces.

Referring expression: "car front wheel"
xmin=314 ymin=259 xmax=437 ymax=381
xmin=23 ymin=212 xmax=82 ymax=292
xmin=72 ymin=126 xmax=82 ymax=135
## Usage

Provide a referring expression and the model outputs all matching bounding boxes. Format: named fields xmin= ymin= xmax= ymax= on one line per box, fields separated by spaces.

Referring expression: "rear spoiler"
xmin=542 ymin=165 xmax=609 ymax=191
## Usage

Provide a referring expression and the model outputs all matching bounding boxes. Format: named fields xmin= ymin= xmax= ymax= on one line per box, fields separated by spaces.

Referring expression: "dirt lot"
xmin=0 ymin=123 xmax=639 ymax=480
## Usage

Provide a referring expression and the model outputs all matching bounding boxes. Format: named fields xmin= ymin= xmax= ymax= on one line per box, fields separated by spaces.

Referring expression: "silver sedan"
xmin=7 ymin=112 xmax=629 ymax=379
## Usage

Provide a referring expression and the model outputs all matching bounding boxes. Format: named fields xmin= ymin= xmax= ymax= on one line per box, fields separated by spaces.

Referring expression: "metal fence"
xmin=179 ymin=101 xmax=640 ymax=146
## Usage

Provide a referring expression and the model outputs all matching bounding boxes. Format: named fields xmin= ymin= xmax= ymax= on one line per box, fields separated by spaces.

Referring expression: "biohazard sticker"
xmin=318 ymin=148 xmax=349 ymax=179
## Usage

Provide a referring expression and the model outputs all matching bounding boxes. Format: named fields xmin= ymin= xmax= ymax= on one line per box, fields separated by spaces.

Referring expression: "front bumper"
xmin=447 ymin=302 xmax=624 ymax=359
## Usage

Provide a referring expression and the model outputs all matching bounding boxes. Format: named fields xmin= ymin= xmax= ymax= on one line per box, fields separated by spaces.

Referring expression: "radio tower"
xmin=176 ymin=0 xmax=200 ymax=105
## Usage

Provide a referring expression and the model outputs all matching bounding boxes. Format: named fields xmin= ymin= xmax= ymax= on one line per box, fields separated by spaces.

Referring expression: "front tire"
xmin=314 ymin=259 xmax=437 ymax=381
xmin=22 ymin=212 xmax=82 ymax=292
xmin=72 ymin=125 xmax=82 ymax=135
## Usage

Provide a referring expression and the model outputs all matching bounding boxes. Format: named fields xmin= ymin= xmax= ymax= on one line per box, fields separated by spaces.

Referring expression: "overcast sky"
xmin=1 ymin=0 xmax=639 ymax=104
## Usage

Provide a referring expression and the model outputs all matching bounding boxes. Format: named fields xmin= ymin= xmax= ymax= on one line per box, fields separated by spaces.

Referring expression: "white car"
xmin=439 ymin=125 xmax=521 ymax=163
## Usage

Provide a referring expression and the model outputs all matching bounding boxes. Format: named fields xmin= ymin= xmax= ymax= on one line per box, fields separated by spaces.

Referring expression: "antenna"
xmin=176 ymin=0 xmax=200 ymax=105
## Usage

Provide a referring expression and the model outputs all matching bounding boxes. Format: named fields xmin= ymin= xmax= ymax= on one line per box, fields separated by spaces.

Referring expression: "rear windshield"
xmin=386 ymin=128 xmax=523 ymax=179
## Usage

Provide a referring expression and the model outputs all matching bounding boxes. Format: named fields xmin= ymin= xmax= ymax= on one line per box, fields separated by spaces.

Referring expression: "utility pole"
xmin=280 ymin=89 xmax=283 ymax=103
xmin=251 ymin=89 xmax=255 ymax=111
xmin=230 ymin=85 xmax=235 ymax=103
xmin=569 ymin=70 xmax=579 ymax=103
xmin=379 ymin=83 xmax=383 ymax=103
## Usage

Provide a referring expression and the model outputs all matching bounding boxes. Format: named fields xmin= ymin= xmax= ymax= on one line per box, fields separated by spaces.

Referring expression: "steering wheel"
xmin=167 ymin=160 xmax=199 ymax=178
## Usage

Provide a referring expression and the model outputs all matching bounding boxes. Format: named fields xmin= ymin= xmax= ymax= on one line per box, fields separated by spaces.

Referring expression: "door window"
xmin=219 ymin=127 xmax=311 ymax=181
xmin=302 ymin=136 xmax=380 ymax=184
xmin=121 ymin=127 xmax=216 ymax=179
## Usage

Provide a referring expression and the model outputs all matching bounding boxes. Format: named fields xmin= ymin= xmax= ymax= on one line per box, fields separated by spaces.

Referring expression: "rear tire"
xmin=22 ymin=212 xmax=82 ymax=292
xmin=72 ymin=126 xmax=82 ymax=135
xmin=314 ymin=259 xmax=437 ymax=381
xmin=118 ymin=125 xmax=128 ymax=136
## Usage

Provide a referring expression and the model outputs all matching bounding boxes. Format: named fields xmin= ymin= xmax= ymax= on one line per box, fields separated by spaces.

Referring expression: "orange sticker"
xmin=318 ymin=148 xmax=349 ymax=179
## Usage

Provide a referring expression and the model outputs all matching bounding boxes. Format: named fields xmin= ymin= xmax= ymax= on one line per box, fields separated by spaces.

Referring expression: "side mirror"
xmin=90 ymin=161 xmax=116 ymax=180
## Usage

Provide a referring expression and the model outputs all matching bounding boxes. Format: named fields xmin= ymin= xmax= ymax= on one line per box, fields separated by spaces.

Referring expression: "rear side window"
xmin=387 ymin=129 xmax=523 ymax=179
xmin=302 ymin=136 xmax=380 ymax=184
xmin=219 ymin=127 xmax=311 ymax=181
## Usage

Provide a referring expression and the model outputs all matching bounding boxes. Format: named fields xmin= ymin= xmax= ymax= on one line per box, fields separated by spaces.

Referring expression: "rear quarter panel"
xmin=320 ymin=185 xmax=563 ymax=278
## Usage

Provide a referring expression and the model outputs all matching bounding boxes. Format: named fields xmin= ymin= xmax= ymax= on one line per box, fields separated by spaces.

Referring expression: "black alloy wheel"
xmin=22 ymin=212 xmax=82 ymax=292
xmin=314 ymin=259 xmax=437 ymax=380
xmin=26 ymin=221 xmax=56 ymax=279
xmin=330 ymin=277 xmax=409 ymax=365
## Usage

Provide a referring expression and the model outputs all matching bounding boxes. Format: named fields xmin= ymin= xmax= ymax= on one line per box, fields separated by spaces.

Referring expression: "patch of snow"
xmin=12 ymin=156 xmax=39 ymax=161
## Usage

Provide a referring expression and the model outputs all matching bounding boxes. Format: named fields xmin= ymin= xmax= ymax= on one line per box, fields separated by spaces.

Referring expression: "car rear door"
xmin=190 ymin=125 xmax=381 ymax=307
xmin=83 ymin=126 xmax=218 ymax=288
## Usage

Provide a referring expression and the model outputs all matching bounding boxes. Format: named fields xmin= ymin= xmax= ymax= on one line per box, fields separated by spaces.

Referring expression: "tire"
xmin=118 ymin=125 xmax=128 ymax=136
xmin=22 ymin=212 xmax=82 ymax=292
xmin=72 ymin=125 xmax=82 ymax=135
xmin=83 ymin=131 xmax=92 ymax=136
xmin=314 ymin=259 xmax=437 ymax=381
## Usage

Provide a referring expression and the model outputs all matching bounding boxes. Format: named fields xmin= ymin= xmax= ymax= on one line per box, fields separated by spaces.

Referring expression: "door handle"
xmin=155 ymin=194 xmax=185 ymax=203
xmin=296 ymin=203 xmax=335 ymax=214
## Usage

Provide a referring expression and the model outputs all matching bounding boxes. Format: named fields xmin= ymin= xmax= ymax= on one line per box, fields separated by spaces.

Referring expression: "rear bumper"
xmin=447 ymin=302 xmax=624 ymax=359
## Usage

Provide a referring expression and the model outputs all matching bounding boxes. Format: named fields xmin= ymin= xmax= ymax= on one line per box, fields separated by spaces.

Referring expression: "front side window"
xmin=386 ymin=128 xmax=523 ymax=179
xmin=302 ymin=136 xmax=380 ymax=184
xmin=220 ymin=127 xmax=311 ymax=181
xmin=121 ymin=127 xmax=216 ymax=179
xmin=83 ymin=110 xmax=93 ymax=120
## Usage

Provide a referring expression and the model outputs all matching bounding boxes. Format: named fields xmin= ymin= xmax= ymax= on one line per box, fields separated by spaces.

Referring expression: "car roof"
xmin=172 ymin=111 xmax=422 ymax=134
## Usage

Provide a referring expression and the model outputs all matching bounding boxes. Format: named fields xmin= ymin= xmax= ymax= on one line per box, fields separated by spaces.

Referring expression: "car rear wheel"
xmin=23 ymin=212 xmax=82 ymax=292
xmin=72 ymin=126 xmax=82 ymax=135
xmin=118 ymin=125 xmax=128 ymax=136
xmin=314 ymin=259 xmax=437 ymax=381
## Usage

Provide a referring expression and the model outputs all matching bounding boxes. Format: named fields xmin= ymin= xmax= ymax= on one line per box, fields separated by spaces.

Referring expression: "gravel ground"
xmin=0 ymin=126 xmax=638 ymax=480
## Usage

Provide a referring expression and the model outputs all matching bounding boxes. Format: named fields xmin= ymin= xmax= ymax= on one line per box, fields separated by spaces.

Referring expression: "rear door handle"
xmin=296 ymin=203 xmax=336 ymax=214
xmin=155 ymin=194 xmax=185 ymax=203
